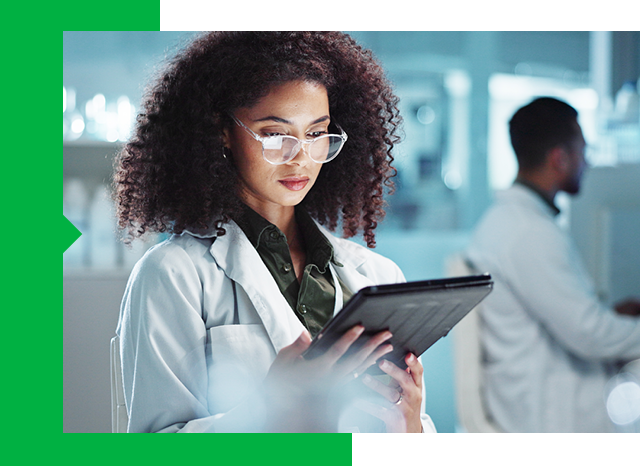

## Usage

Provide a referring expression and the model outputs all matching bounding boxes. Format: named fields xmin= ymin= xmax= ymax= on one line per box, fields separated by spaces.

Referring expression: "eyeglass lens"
xmin=264 ymin=135 xmax=344 ymax=164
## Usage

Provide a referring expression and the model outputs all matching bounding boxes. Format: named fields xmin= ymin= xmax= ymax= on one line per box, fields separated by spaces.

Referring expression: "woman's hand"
xmin=358 ymin=353 xmax=424 ymax=433
xmin=263 ymin=325 xmax=394 ymax=432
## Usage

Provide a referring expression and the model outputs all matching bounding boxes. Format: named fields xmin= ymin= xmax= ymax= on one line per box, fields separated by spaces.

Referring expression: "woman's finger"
xmin=405 ymin=353 xmax=423 ymax=388
xmin=321 ymin=325 xmax=365 ymax=365
xmin=355 ymin=330 xmax=393 ymax=360
xmin=348 ymin=342 xmax=393 ymax=380
xmin=378 ymin=358 xmax=413 ymax=389
xmin=340 ymin=330 xmax=393 ymax=375
xmin=289 ymin=329 xmax=313 ymax=353
xmin=275 ymin=330 xmax=312 ymax=364
xmin=361 ymin=373 xmax=403 ymax=404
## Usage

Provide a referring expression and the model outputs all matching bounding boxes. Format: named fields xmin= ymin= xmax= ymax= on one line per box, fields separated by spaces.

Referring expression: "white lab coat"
xmin=467 ymin=184 xmax=640 ymax=432
xmin=117 ymin=219 xmax=436 ymax=433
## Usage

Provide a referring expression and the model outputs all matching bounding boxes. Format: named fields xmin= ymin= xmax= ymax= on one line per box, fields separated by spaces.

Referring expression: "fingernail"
xmin=362 ymin=374 xmax=372 ymax=384
xmin=407 ymin=353 xmax=416 ymax=362
xmin=379 ymin=359 xmax=390 ymax=369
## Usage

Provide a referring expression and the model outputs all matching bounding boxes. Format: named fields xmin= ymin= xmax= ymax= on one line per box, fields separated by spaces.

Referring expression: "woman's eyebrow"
xmin=253 ymin=115 xmax=330 ymax=125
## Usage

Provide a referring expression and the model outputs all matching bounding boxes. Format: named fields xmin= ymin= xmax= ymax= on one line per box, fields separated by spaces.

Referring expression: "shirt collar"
xmin=233 ymin=204 xmax=275 ymax=248
xmin=515 ymin=178 xmax=560 ymax=216
xmin=233 ymin=204 xmax=338 ymax=272
xmin=295 ymin=207 xmax=337 ymax=272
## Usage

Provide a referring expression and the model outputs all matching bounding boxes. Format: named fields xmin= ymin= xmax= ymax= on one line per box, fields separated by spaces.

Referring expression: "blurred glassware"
xmin=64 ymin=91 xmax=135 ymax=142
xmin=614 ymin=81 xmax=639 ymax=123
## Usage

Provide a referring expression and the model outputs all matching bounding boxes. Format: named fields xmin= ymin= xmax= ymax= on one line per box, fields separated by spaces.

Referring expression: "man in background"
xmin=466 ymin=97 xmax=640 ymax=432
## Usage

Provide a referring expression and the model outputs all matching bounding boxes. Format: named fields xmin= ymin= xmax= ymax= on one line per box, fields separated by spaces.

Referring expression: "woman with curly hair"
xmin=114 ymin=31 xmax=434 ymax=433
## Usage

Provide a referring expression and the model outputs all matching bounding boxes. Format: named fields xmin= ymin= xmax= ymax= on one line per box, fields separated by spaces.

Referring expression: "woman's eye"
xmin=308 ymin=131 xmax=328 ymax=138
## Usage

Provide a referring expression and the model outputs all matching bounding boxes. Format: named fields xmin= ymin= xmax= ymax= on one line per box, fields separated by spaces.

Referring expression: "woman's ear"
xmin=221 ymin=127 xmax=231 ymax=149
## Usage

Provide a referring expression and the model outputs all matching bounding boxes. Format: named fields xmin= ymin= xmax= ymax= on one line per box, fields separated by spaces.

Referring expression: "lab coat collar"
xmin=314 ymin=222 xmax=381 ymax=295
xmin=184 ymin=217 xmax=378 ymax=349
xmin=182 ymin=217 xmax=367 ymax=271
xmin=514 ymin=179 xmax=560 ymax=216
xmin=315 ymin=222 xmax=366 ymax=270
xmin=506 ymin=183 xmax=560 ymax=219
xmin=208 ymin=221 xmax=306 ymax=353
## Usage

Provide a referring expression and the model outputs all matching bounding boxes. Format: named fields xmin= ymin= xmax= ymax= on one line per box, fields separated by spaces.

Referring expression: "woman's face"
xmin=225 ymin=80 xmax=330 ymax=219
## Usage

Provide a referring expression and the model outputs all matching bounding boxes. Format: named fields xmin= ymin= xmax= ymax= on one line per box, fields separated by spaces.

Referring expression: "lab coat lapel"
xmin=209 ymin=221 xmax=306 ymax=353
xmin=316 ymin=223 xmax=378 ymax=299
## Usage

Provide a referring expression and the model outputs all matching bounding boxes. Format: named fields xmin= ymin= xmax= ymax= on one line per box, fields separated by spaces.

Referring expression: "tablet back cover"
xmin=303 ymin=275 xmax=493 ymax=373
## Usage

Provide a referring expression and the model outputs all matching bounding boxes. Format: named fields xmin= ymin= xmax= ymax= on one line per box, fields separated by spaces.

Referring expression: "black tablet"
xmin=302 ymin=274 xmax=493 ymax=374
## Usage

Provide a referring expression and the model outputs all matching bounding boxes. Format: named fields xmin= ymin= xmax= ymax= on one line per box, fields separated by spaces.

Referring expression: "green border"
xmin=62 ymin=0 xmax=161 ymax=31
xmin=55 ymin=2 xmax=351 ymax=463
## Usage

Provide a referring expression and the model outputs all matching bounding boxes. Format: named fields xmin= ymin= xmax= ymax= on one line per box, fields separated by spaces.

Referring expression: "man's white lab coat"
xmin=117 ymin=220 xmax=435 ymax=433
xmin=467 ymin=184 xmax=640 ymax=432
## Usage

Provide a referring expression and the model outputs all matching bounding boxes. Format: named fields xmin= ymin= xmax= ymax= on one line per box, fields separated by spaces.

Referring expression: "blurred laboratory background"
xmin=63 ymin=31 xmax=640 ymax=433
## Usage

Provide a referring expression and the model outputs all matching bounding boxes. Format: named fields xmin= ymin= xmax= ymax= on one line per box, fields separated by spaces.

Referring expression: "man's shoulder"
xmin=470 ymin=188 xmax=561 ymax=254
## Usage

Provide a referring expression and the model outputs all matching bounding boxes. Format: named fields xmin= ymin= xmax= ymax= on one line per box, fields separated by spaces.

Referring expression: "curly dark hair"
xmin=114 ymin=31 xmax=402 ymax=248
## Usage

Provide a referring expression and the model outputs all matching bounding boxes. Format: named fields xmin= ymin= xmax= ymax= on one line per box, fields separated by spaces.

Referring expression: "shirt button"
xmin=298 ymin=304 xmax=308 ymax=314
xmin=269 ymin=231 xmax=280 ymax=241
xmin=282 ymin=263 xmax=292 ymax=273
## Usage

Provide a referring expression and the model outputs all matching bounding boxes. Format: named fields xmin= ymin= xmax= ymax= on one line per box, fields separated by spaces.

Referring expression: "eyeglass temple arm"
xmin=232 ymin=116 xmax=263 ymax=141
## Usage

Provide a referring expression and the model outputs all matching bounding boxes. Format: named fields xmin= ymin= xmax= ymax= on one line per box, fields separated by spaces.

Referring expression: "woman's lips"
xmin=279 ymin=177 xmax=309 ymax=191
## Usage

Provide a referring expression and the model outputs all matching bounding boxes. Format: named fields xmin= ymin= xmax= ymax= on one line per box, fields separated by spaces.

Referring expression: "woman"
xmin=114 ymin=31 xmax=434 ymax=433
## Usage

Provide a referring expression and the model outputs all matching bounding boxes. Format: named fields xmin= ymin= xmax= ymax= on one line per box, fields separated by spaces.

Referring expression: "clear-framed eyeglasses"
xmin=232 ymin=116 xmax=348 ymax=165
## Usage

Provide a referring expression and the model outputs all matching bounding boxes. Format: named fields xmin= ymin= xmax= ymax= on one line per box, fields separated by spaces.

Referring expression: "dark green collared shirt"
xmin=236 ymin=206 xmax=391 ymax=432
xmin=234 ymin=205 xmax=353 ymax=337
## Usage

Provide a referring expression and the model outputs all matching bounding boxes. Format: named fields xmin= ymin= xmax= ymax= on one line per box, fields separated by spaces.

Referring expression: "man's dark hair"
xmin=509 ymin=97 xmax=579 ymax=171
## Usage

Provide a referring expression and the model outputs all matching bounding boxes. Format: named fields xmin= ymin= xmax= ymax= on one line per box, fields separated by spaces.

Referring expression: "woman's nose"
xmin=287 ymin=141 xmax=312 ymax=164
